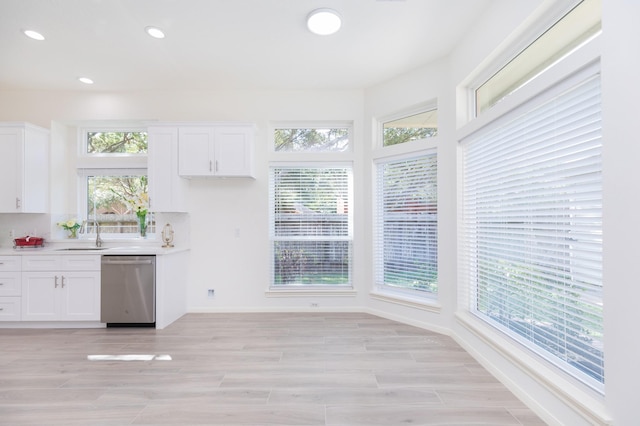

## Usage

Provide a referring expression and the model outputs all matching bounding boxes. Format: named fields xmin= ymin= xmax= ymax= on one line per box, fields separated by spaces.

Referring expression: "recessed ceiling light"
xmin=78 ymin=77 xmax=94 ymax=85
xmin=23 ymin=29 xmax=45 ymax=41
xmin=145 ymin=26 xmax=165 ymax=39
xmin=307 ymin=8 xmax=342 ymax=35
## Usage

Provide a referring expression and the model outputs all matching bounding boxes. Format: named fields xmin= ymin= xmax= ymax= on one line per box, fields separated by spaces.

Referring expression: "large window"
xmin=78 ymin=130 xmax=153 ymax=237
xmin=462 ymin=72 xmax=603 ymax=389
xmin=269 ymin=166 xmax=353 ymax=287
xmin=375 ymin=153 xmax=438 ymax=296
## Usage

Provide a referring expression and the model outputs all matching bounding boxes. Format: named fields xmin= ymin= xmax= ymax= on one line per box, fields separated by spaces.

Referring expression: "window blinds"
xmin=462 ymin=74 xmax=603 ymax=387
xmin=270 ymin=166 xmax=352 ymax=286
xmin=375 ymin=153 xmax=438 ymax=295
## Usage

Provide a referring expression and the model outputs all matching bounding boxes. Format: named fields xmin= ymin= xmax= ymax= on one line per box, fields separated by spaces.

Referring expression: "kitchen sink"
xmin=56 ymin=247 xmax=110 ymax=251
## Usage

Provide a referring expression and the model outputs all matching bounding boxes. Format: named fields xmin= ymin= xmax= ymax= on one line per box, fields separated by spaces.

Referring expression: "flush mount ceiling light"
xmin=78 ymin=77 xmax=94 ymax=85
xmin=145 ymin=26 xmax=165 ymax=39
xmin=23 ymin=29 xmax=45 ymax=41
xmin=306 ymin=8 xmax=342 ymax=35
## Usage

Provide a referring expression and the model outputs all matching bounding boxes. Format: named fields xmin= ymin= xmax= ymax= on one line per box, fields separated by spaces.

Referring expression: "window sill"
xmin=454 ymin=311 xmax=611 ymax=425
xmin=369 ymin=290 xmax=441 ymax=313
xmin=265 ymin=287 xmax=357 ymax=298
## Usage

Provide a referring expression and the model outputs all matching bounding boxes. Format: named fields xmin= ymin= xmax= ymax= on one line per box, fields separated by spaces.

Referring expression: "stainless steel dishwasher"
xmin=101 ymin=255 xmax=156 ymax=327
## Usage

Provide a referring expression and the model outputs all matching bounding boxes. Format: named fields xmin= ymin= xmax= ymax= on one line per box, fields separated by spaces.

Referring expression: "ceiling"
xmin=1 ymin=0 xmax=506 ymax=92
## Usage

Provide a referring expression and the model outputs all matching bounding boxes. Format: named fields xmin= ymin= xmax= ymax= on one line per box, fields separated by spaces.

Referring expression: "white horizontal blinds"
xmin=462 ymin=74 xmax=603 ymax=386
xmin=375 ymin=153 xmax=438 ymax=294
xmin=270 ymin=167 xmax=352 ymax=286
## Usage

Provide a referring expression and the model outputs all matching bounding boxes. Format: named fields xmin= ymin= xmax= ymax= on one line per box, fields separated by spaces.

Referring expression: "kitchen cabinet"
xmin=0 ymin=123 xmax=49 ymax=213
xmin=147 ymin=126 xmax=189 ymax=212
xmin=178 ymin=125 xmax=254 ymax=178
xmin=0 ymin=256 xmax=22 ymax=321
xmin=21 ymin=255 xmax=100 ymax=321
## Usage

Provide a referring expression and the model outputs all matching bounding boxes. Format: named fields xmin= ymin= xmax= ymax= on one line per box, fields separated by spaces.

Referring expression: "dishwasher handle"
xmin=102 ymin=259 xmax=154 ymax=265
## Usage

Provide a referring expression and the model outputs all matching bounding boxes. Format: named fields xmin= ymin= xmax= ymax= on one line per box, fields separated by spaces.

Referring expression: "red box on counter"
xmin=13 ymin=236 xmax=45 ymax=248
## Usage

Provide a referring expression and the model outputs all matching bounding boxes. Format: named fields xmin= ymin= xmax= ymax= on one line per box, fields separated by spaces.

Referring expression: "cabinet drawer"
xmin=61 ymin=255 xmax=101 ymax=271
xmin=0 ymin=271 xmax=21 ymax=296
xmin=22 ymin=255 xmax=101 ymax=271
xmin=0 ymin=256 xmax=21 ymax=271
xmin=22 ymin=255 xmax=62 ymax=271
xmin=0 ymin=297 xmax=21 ymax=321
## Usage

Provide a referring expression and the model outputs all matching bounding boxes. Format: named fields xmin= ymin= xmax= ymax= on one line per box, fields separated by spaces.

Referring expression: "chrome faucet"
xmin=86 ymin=219 xmax=102 ymax=247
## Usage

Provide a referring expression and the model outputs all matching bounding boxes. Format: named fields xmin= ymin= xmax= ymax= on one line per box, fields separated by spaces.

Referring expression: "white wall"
xmin=0 ymin=88 xmax=367 ymax=311
xmin=601 ymin=0 xmax=640 ymax=425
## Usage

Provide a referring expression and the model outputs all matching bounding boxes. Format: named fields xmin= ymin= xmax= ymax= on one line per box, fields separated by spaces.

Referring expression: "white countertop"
xmin=0 ymin=243 xmax=189 ymax=256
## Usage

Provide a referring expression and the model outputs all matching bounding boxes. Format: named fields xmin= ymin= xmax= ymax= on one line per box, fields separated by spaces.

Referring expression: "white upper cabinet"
xmin=147 ymin=126 xmax=189 ymax=212
xmin=0 ymin=123 xmax=49 ymax=213
xmin=178 ymin=125 xmax=254 ymax=178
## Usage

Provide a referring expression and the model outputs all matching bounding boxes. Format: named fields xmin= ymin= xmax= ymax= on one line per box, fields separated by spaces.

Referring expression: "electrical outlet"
xmin=207 ymin=289 xmax=215 ymax=298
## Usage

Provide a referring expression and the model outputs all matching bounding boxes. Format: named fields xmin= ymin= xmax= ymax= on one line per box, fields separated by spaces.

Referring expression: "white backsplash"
xmin=0 ymin=212 xmax=189 ymax=249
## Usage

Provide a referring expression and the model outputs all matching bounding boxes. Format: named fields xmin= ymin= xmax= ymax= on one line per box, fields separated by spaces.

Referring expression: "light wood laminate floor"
xmin=0 ymin=313 xmax=546 ymax=425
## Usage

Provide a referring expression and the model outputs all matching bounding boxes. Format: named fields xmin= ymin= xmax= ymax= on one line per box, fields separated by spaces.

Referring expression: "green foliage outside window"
xmin=274 ymin=128 xmax=349 ymax=152
xmin=87 ymin=131 xmax=148 ymax=154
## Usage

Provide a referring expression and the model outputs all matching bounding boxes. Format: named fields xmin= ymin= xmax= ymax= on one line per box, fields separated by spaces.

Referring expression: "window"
xmin=86 ymin=131 xmax=148 ymax=154
xmin=269 ymin=166 xmax=353 ymax=287
xmin=374 ymin=153 xmax=438 ymax=296
xmin=462 ymin=73 xmax=603 ymax=389
xmin=274 ymin=126 xmax=350 ymax=152
xmin=82 ymin=172 xmax=154 ymax=235
xmin=475 ymin=0 xmax=601 ymax=115
xmin=77 ymin=130 xmax=153 ymax=237
xmin=383 ymin=109 xmax=438 ymax=147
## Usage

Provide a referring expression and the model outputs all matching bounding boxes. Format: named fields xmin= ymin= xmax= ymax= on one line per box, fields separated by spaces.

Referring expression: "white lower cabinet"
xmin=21 ymin=255 xmax=100 ymax=322
xmin=0 ymin=255 xmax=21 ymax=321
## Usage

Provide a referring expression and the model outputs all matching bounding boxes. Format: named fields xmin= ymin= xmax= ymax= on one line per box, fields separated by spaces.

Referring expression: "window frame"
xmin=79 ymin=127 xmax=149 ymax=158
xmin=269 ymin=163 xmax=354 ymax=289
xmin=460 ymin=51 xmax=604 ymax=393
xmin=270 ymin=121 xmax=353 ymax=154
xmin=75 ymin=126 xmax=153 ymax=240
xmin=377 ymin=101 xmax=438 ymax=150
xmin=267 ymin=121 xmax=355 ymax=294
xmin=373 ymin=150 xmax=438 ymax=301
xmin=471 ymin=0 xmax=601 ymax=117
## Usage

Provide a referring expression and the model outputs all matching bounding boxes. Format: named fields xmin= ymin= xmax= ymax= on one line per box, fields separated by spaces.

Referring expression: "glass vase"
xmin=138 ymin=214 xmax=147 ymax=238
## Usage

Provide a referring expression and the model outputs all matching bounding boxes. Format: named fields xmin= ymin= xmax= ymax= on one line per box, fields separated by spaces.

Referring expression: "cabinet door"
xmin=60 ymin=271 xmax=100 ymax=321
xmin=178 ymin=127 xmax=215 ymax=176
xmin=214 ymin=126 xmax=254 ymax=177
xmin=0 ymin=128 xmax=21 ymax=212
xmin=0 ymin=124 xmax=49 ymax=213
xmin=148 ymin=127 xmax=188 ymax=212
xmin=0 ymin=271 xmax=21 ymax=296
xmin=22 ymin=272 xmax=58 ymax=321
